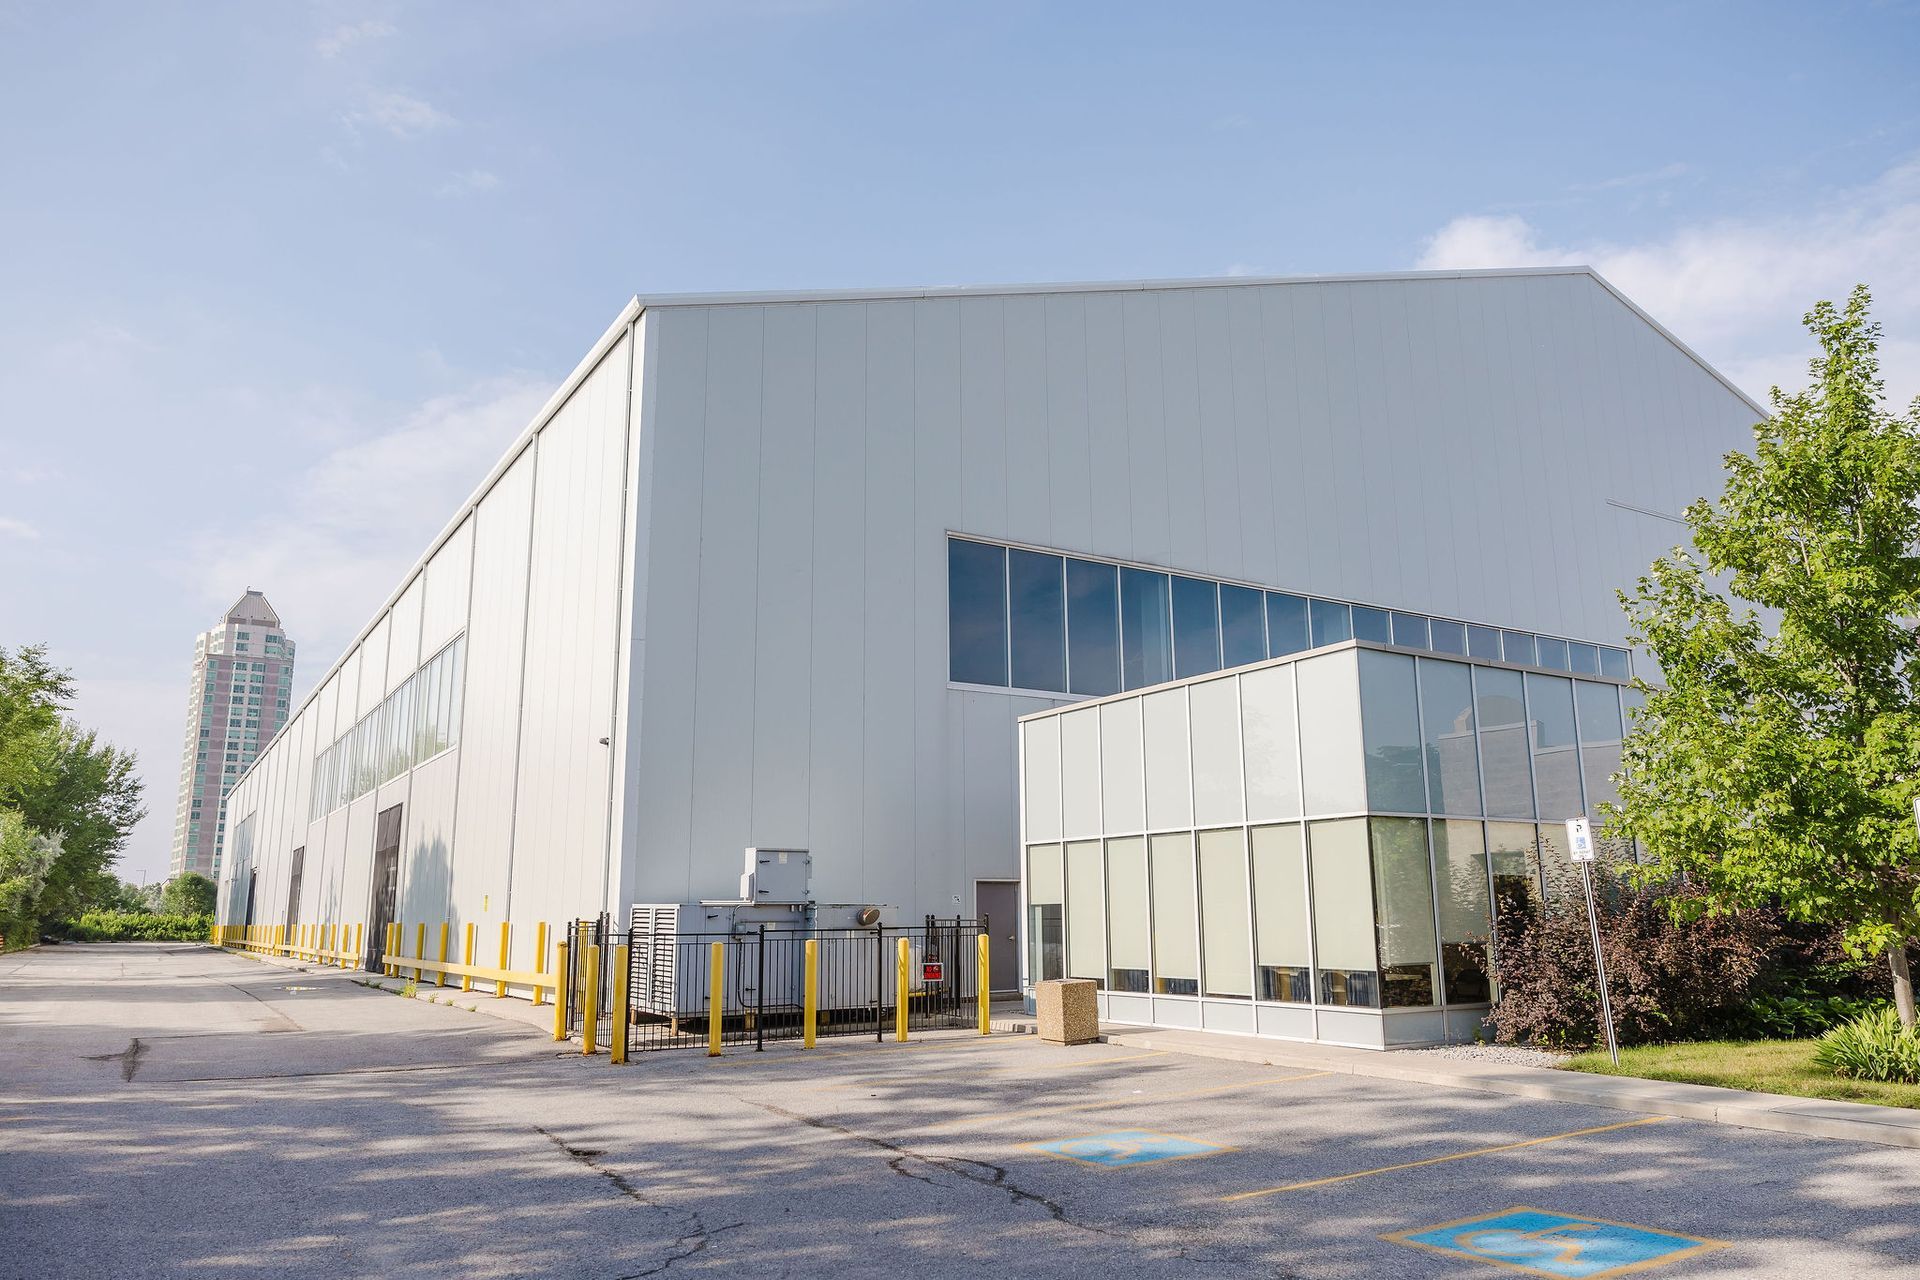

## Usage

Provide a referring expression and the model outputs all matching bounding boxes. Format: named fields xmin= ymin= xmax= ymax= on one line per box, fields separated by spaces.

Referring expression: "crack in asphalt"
xmin=534 ymin=1126 xmax=744 ymax=1277
xmin=79 ymin=1037 xmax=148 ymax=1082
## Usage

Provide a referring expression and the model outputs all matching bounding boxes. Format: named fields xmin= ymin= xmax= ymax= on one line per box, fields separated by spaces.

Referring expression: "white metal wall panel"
xmin=399 ymin=755 xmax=455 ymax=928
xmin=385 ymin=578 xmax=424 ymax=693
xmin=420 ymin=515 xmax=474 ymax=656
xmin=356 ymin=618 xmax=389 ymax=718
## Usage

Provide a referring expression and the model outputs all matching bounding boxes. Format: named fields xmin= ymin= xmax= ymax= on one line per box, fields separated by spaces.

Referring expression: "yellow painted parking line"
xmin=921 ymin=1071 xmax=1332 ymax=1132
xmin=1222 ymin=1116 xmax=1666 ymax=1202
xmin=810 ymin=1049 xmax=1167 ymax=1090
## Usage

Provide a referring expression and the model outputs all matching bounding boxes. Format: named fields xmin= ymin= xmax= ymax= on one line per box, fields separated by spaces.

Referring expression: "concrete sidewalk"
xmin=1087 ymin=1023 xmax=1920 ymax=1150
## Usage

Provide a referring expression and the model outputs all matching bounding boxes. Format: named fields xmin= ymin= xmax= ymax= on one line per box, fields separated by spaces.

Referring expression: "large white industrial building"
xmin=216 ymin=267 xmax=1759 ymax=1031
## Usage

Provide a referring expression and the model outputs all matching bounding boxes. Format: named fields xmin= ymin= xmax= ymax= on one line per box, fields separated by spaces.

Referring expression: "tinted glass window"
xmin=1219 ymin=584 xmax=1266 ymax=668
xmin=1430 ymin=619 xmax=1467 ymax=655
xmin=1008 ymin=549 xmax=1065 ymax=692
xmin=1309 ymin=599 xmax=1352 ymax=647
xmin=1535 ymin=636 xmax=1570 ymax=671
xmin=1476 ymin=666 xmax=1533 ymax=818
xmin=1352 ymin=606 xmax=1392 ymax=644
xmin=1501 ymin=631 xmax=1537 ymax=666
xmin=947 ymin=539 xmax=1007 ymax=685
xmin=1392 ymin=613 xmax=1430 ymax=649
xmin=1119 ymin=568 xmax=1172 ymax=690
xmin=1418 ymin=658 xmax=1480 ymax=815
xmin=1065 ymin=559 xmax=1120 ymax=697
xmin=1358 ymin=650 xmax=1424 ymax=813
xmin=1466 ymin=624 xmax=1501 ymax=661
xmin=1599 ymin=647 xmax=1631 ymax=680
xmin=1171 ymin=576 xmax=1221 ymax=679
xmin=1526 ymin=673 xmax=1583 ymax=820
xmin=1266 ymin=593 xmax=1310 ymax=656
xmin=1568 ymin=642 xmax=1601 ymax=675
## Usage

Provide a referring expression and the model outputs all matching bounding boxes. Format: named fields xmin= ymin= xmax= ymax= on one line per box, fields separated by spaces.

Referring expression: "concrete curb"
xmin=1096 ymin=1025 xmax=1920 ymax=1151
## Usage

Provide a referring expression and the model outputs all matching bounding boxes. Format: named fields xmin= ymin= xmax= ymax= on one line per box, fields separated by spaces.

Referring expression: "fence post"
xmin=582 ymin=945 xmax=601 ymax=1056
xmin=532 ymin=922 xmax=549 ymax=1006
xmin=708 ymin=941 xmax=724 ymax=1057
xmin=803 ymin=938 xmax=818 ymax=1049
xmin=496 ymin=922 xmax=510 ymax=998
xmin=553 ymin=941 xmax=570 ymax=1041
xmin=978 ymin=930 xmax=991 ymax=1035
xmin=610 ymin=943 xmax=630 ymax=1065
xmin=437 ymin=923 xmax=450 ymax=988
xmin=463 ymin=923 xmax=476 ymax=993
xmin=896 ymin=936 xmax=910 ymax=1043
xmin=415 ymin=922 xmax=426 ymax=983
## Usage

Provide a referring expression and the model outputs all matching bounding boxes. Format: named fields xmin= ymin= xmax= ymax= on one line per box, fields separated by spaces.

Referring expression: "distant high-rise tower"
xmin=169 ymin=591 xmax=295 ymax=879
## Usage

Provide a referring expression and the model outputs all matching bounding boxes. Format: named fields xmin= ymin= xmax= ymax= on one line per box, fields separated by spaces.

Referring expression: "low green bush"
xmin=1814 ymin=1008 xmax=1920 ymax=1084
xmin=60 ymin=911 xmax=215 ymax=942
xmin=1739 ymin=990 xmax=1884 ymax=1039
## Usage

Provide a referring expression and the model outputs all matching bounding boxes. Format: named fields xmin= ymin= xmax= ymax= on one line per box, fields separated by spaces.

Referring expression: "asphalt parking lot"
xmin=4 ymin=943 xmax=1919 ymax=1279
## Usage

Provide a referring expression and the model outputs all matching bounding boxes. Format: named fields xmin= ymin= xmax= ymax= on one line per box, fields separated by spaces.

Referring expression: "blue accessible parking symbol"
xmin=1386 ymin=1207 xmax=1728 ymax=1278
xmin=1026 ymin=1130 xmax=1226 ymax=1169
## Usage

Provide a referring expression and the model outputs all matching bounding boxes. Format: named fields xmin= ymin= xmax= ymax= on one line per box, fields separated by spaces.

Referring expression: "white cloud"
xmin=349 ymin=89 xmax=454 ymax=140
xmin=0 ymin=515 xmax=39 ymax=540
xmin=190 ymin=376 xmax=551 ymax=684
xmin=1417 ymin=157 xmax=1920 ymax=406
xmin=317 ymin=18 xmax=395 ymax=59
xmin=436 ymin=168 xmax=501 ymax=197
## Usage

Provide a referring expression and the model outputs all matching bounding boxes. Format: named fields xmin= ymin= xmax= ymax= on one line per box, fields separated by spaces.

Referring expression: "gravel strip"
xmin=1403 ymin=1043 xmax=1573 ymax=1068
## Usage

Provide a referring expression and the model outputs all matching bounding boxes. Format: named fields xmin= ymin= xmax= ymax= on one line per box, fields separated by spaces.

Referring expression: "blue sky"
xmin=2 ymin=0 xmax=1917 ymax=881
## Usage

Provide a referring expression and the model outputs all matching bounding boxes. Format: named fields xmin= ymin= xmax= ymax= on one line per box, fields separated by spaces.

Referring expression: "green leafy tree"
xmin=1615 ymin=285 xmax=1920 ymax=1028
xmin=0 ymin=809 xmax=62 ymax=945
xmin=160 ymin=872 xmax=217 ymax=917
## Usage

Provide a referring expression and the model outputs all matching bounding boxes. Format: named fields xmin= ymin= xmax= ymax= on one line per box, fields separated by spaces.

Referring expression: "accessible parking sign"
xmin=1386 ymin=1206 xmax=1727 ymax=1278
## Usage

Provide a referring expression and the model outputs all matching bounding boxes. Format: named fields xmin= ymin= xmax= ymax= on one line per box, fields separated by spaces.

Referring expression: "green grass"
xmin=1560 ymin=1038 xmax=1920 ymax=1109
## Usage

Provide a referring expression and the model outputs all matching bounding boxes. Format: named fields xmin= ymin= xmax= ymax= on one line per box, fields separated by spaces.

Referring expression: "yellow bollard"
xmin=496 ymin=921 xmax=510 ymax=998
xmin=707 ymin=942 xmax=724 ymax=1057
xmin=574 ymin=922 xmax=591 ymax=1010
xmin=415 ymin=922 xmax=426 ymax=983
xmin=896 ymin=936 xmax=910 ymax=1043
xmin=437 ymin=922 xmax=450 ymax=987
xmin=610 ymin=943 xmax=630 ymax=1065
xmin=351 ymin=923 xmax=362 ymax=970
xmin=462 ymin=922 xmax=476 ymax=993
xmin=803 ymin=938 xmax=819 ymax=1049
xmin=582 ymin=944 xmax=601 ymax=1056
xmin=978 ymin=931 xmax=991 ymax=1035
xmin=532 ymin=922 xmax=549 ymax=1006
xmin=552 ymin=941 xmax=570 ymax=1041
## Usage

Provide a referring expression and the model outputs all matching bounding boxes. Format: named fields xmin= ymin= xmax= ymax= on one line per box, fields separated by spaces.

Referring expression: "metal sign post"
xmin=1566 ymin=816 xmax=1620 ymax=1066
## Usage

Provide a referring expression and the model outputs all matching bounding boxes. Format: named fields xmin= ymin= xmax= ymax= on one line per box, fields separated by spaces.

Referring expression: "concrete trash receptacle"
xmin=1035 ymin=978 xmax=1099 ymax=1045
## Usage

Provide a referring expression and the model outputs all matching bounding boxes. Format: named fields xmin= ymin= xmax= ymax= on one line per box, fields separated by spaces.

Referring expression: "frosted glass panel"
xmin=1022 ymin=718 xmax=1062 ymax=841
xmin=1296 ymin=653 xmax=1364 ymax=814
xmin=1106 ymin=836 xmax=1150 ymax=992
xmin=1065 ymin=840 xmax=1106 ymax=982
xmin=1149 ymin=832 xmax=1199 ymax=994
xmin=1027 ymin=844 xmax=1063 ymax=904
xmin=1251 ymin=824 xmax=1311 ymax=1001
xmin=1189 ymin=677 xmax=1244 ymax=826
xmin=1198 ymin=828 xmax=1252 ymax=998
xmin=1027 ymin=843 xmax=1064 ymax=984
xmin=1099 ymin=699 xmax=1145 ymax=832
xmin=1309 ymin=818 xmax=1376 ymax=1005
xmin=1143 ymin=689 xmax=1193 ymax=830
xmin=1240 ymin=665 xmax=1300 ymax=821
xmin=1059 ymin=708 xmax=1101 ymax=837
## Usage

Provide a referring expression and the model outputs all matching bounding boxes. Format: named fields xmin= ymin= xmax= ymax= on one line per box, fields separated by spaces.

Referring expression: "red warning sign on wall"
xmin=921 ymin=960 xmax=945 ymax=983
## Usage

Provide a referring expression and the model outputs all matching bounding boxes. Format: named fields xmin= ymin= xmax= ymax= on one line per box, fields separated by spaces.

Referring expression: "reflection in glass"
xmin=1419 ymin=658 xmax=1480 ymax=815
xmin=1466 ymin=625 xmax=1500 ymax=661
xmin=1487 ymin=821 xmax=1540 ymax=917
xmin=1310 ymin=599 xmax=1353 ymax=648
xmin=1430 ymin=619 xmax=1467 ymax=655
xmin=1392 ymin=612 xmax=1431 ymax=650
xmin=1599 ymin=647 xmax=1631 ymax=680
xmin=1432 ymin=820 xmax=1492 ymax=1003
xmin=1105 ymin=837 xmax=1150 ymax=993
xmin=1371 ymin=818 xmax=1438 ymax=1007
xmin=1575 ymin=681 xmax=1625 ymax=815
xmin=1352 ymin=606 xmax=1392 ymax=644
xmin=1536 ymin=636 xmax=1570 ymax=671
xmin=948 ymin=539 xmax=1008 ymax=685
xmin=1251 ymin=824 xmax=1311 ymax=1002
xmin=1501 ymin=631 xmax=1537 ymax=666
xmin=1536 ymin=823 xmax=1577 ymax=907
xmin=1150 ymin=833 xmax=1199 ymax=995
xmin=1172 ymin=576 xmax=1221 ymax=679
xmin=1119 ymin=568 xmax=1173 ymax=690
xmin=1359 ymin=651 xmax=1424 ymax=812
xmin=1526 ymin=673 xmax=1583 ymax=820
xmin=1027 ymin=844 xmax=1064 ymax=983
xmin=1267 ymin=593 xmax=1310 ymax=656
xmin=1309 ymin=819 xmax=1377 ymax=1007
xmin=1569 ymin=642 xmax=1601 ymax=675
xmin=1476 ymin=667 xmax=1534 ymax=818
xmin=1066 ymin=559 xmax=1120 ymax=696
xmin=1009 ymin=549 xmax=1066 ymax=692
xmin=1220 ymin=584 xmax=1266 ymax=668
xmin=1198 ymin=828 xmax=1253 ymax=998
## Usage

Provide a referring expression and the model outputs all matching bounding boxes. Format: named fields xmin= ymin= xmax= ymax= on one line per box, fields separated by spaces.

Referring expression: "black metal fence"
xmin=562 ymin=916 xmax=985 ymax=1054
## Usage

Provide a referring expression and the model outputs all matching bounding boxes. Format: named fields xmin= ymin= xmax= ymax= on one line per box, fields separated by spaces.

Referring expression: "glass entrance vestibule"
xmin=1017 ymin=639 xmax=1640 ymax=1049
